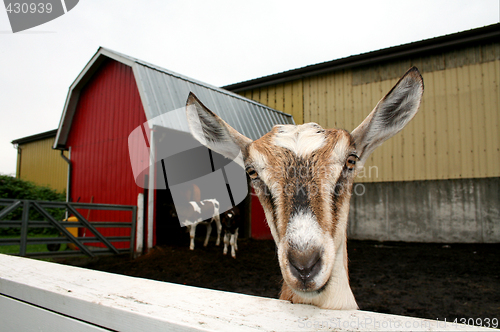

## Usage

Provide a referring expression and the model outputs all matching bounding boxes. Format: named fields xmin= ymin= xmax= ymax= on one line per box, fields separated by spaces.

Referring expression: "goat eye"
xmin=246 ymin=167 xmax=259 ymax=180
xmin=346 ymin=155 xmax=358 ymax=171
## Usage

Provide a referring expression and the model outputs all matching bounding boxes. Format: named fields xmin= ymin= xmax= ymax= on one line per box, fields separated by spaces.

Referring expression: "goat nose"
xmin=288 ymin=249 xmax=321 ymax=283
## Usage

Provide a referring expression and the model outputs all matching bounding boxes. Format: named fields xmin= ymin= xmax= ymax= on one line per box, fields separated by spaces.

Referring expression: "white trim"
xmin=131 ymin=63 xmax=154 ymax=121
xmin=0 ymin=254 xmax=491 ymax=332
xmin=54 ymin=48 xmax=136 ymax=149
xmin=135 ymin=193 xmax=144 ymax=257
xmin=98 ymin=48 xmax=135 ymax=67
xmin=66 ymin=146 xmax=71 ymax=202
xmin=147 ymin=129 xmax=155 ymax=252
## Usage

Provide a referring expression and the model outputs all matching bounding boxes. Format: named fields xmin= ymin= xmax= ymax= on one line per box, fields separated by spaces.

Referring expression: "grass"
xmin=0 ymin=234 xmax=68 ymax=255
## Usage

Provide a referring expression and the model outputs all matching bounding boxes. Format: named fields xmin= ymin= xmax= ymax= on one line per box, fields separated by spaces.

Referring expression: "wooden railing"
xmin=0 ymin=254 xmax=494 ymax=331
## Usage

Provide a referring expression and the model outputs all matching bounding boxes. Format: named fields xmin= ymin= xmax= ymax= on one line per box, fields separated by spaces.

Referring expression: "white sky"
xmin=0 ymin=0 xmax=498 ymax=175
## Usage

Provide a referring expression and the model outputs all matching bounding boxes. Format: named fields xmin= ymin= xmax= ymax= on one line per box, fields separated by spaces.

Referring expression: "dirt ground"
xmin=57 ymin=237 xmax=500 ymax=324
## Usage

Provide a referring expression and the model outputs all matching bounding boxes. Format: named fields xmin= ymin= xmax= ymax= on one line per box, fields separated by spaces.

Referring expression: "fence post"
xmin=135 ymin=193 xmax=144 ymax=258
xmin=19 ymin=201 xmax=30 ymax=256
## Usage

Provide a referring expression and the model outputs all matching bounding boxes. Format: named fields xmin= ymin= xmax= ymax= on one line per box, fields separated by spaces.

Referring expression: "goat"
xmin=221 ymin=206 xmax=241 ymax=258
xmin=185 ymin=67 xmax=423 ymax=309
xmin=175 ymin=199 xmax=222 ymax=250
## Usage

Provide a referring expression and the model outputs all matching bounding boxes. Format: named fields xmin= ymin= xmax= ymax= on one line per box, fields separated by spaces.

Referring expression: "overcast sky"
xmin=0 ymin=0 xmax=498 ymax=176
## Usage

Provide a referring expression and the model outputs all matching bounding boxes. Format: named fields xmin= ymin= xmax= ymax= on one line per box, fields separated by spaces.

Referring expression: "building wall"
xmin=16 ymin=137 xmax=68 ymax=193
xmin=240 ymin=80 xmax=304 ymax=127
xmin=239 ymin=42 xmax=500 ymax=183
xmin=348 ymin=177 xmax=500 ymax=243
xmin=235 ymin=41 xmax=500 ymax=243
xmin=66 ymin=59 xmax=148 ymax=247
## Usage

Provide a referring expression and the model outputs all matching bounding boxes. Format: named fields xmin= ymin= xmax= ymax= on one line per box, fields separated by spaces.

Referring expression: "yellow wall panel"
xmin=275 ymin=84 xmax=284 ymax=113
xmin=483 ymin=60 xmax=500 ymax=175
xmin=267 ymin=86 xmax=276 ymax=109
xmin=17 ymin=137 xmax=68 ymax=193
xmin=259 ymin=87 xmax=268 ymax=106
xmin=302 ymin=78 xmax=309 ymax=123
xmin=420 ymin=71 xmax=436 ymax=180
xmin=469 ymin=63 xmax=486 ymax=177
xmin=331 ymin=72 xmax=341 ymax=129
xmin=234 ymin=43 xmax=499 ymax=182
xmin=245 ymin=80 xmax=304 ymax=124
xmin=252 ymin=88 xmax=260 ymax=104
xmin=325 ymin=74 xmax=334 ymax=128
xmin=319 ymin=75 xmax=328 ymax=127
xmin=457 ymin=66 xmax=474 ymax=178
xmin=291 ymin=80 xmax=303 ymax=124
xmin=308 ymin=77 xmax=318 ymax=124
xmin=303 ymin=77 xmax=312 ymax=123
xmin=283 ymin=82 xmax=293 ymax=118
xmin=343 ymin=71 xmax=354 ymax=132
xmin=445 ymin=67 xmax=463 ymax=178
xmin=433 ymin=70 xmax=452 ymax=179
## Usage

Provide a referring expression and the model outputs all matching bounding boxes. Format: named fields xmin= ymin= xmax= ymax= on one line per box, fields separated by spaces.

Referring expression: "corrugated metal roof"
xmin=223 ymin=23 xmax=500 ymax=92
xmin=54 ymin=48 xmax=294 ymax=149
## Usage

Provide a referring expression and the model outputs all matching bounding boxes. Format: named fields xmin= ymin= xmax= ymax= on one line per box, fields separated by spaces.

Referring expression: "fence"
xmin=0 ymin=254 xmax=494 ymax=332
xmin=0 ymin=198 xmax=137 ymax=258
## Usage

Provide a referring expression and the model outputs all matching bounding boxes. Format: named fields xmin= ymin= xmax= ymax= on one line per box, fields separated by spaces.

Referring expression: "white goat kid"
xmin=186 ymin=67 xmax=423 ymax=310
xmin=179 ymin=199 xmax=222 ymax=250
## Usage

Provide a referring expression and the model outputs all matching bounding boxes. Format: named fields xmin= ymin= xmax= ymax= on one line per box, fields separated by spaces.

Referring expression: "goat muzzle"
xmin=287 ymin=248 xmax=322 ymax=290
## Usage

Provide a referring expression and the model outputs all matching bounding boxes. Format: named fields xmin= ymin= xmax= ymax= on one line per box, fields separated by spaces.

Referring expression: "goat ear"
xmin=186 ymin=93 xmax=253 ymax=160
xmin=351 ymin=67 xmax=424 ymax=166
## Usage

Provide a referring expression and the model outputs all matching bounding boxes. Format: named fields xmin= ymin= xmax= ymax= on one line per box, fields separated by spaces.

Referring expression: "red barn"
xmin=53 ymin=48 xmax=293 ymax=251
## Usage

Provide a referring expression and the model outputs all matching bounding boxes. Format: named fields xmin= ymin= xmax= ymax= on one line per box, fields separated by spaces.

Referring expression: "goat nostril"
xmin=288 ymin=249 xmax=321 ymax=282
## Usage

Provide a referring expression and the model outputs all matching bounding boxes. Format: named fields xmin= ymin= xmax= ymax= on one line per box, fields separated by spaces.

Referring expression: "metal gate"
xmin=0 ymin=199 xmax=137 ymax=258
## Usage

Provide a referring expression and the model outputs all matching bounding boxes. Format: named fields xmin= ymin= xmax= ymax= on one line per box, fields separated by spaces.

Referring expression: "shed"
xmin=11 ymin=129 xmax=68 ymax=193
xmin=224 ymin=24 xmax=500 ymax=243
xmin=54 ymin=47 xmax=294 ymax=250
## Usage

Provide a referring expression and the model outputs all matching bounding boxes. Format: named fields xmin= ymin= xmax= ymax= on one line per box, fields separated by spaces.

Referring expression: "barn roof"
xmin=12 ymin=129 xmax=57 ymax=145
xmin=223 ymin=23 xmax=500 ymax=92
xmin=54 ymin=47 xmax=294 ymax=150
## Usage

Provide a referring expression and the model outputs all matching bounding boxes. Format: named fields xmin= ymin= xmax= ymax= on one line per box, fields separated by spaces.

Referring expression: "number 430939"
xmin=5 ymin=3 xmax=53 ymax=14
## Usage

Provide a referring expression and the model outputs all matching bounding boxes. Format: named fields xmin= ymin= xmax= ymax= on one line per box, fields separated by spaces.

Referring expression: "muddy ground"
xmin=57 ymin=237 xmax=499 ymax=324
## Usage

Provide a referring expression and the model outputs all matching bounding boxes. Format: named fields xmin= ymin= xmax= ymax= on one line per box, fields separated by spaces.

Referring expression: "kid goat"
xmin=221 ymin=206 xmax=240 ymax=258
xmin=186 ymin=67 xmax=424 ymax=310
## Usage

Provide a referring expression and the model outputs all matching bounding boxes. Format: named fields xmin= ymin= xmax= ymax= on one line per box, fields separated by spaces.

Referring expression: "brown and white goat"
xmin=186 ymin=67 xmax=423 ymax=309
xmin=221 ymin=206 xmax=240 ymax=258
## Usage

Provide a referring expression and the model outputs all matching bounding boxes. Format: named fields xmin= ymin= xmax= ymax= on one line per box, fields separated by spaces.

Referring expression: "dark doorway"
xmin=153 ymin=125 xmax=251 ymax=246
xmin=155 ymin=187 xmax=186 ymax=245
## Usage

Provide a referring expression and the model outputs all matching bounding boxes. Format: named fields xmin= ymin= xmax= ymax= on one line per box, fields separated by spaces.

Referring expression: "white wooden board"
xmin=0 ymin=254 xmax=495 ymax=331
xmin=0 ymin=295 xmax=110 ymax=332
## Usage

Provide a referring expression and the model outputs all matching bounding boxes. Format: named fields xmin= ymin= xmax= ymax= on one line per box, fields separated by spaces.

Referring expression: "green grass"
xmin=0 ymin=234 xmax=68 ymax=255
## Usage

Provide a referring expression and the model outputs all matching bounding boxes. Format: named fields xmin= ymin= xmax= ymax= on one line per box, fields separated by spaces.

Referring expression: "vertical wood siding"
xmin=238 ymin=43 xmax=500 ymax=182
xmin=242 ymin=80 xmax=304 ymax=125
xmin=17 ymin=137 xmax=68 ymax=193
xmin=66 ymin=60 xmax=148 ymax=247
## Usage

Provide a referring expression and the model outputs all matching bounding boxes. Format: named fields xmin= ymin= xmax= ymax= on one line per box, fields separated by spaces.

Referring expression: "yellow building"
xmin=225 ymin=24 xmax=500 ymax=243
xmin=12 ymin=130 xmax=68 ymax=194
